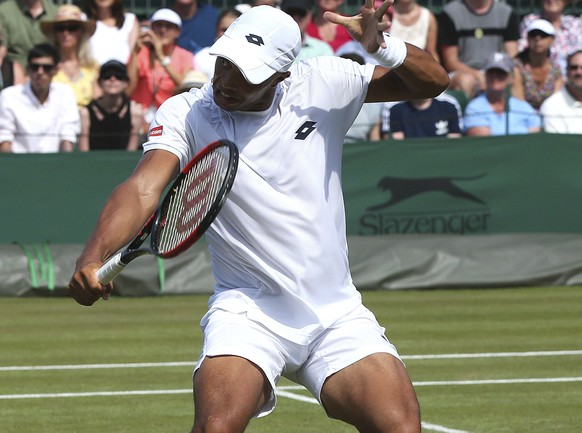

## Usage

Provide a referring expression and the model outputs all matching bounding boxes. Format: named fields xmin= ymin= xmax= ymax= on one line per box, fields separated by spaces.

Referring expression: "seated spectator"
xmin=40 ymin=4 xmax=100 ymax=108
xmin=381 ymin=93 xmax=463 ymax=139
xmin=0 ymin=0 xmax=58 ymax=69
xmin=518 ymin=0 xmax=582 ymax=76
xmin=390 ymin=0 xmax=439 ymax=62
xmin=194 ymin=8 xmax=241 ymax=80
xmin=540 ymin=50 xmax=582 ymax=133
xmin=464 ymin=52 xmax=541 ymax=136
xmin=173 ymin=69 xmax=209 ymax=95
xmin=340 ymin=53 xmax=382 ymax=142
xmin=282 ymin=0 xmax=334 ymax=61
xmin=0 ymin=43 xmax=80 ymax=153
xmin=306 ymin=0 xmax=353 ymax=52
xmin=127 ymin=8 xmax=193 ymax=128
xmin=0 ymin=23 xmax=26 ymax=90
xmin=85 ymin=0 xmax=140 ymax=65
xmin=172 ymin=0 xmax=219 ymax=55
xmin=512 ymin=19 xmax=563 ymax=111
xmin=79 ymin=60 xmax=144 ymax=151
xmin=438 ymin=0 xmax=520 ymax=99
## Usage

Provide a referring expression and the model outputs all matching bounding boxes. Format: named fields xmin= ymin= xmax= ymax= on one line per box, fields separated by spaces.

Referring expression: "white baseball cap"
xmin=526 ymin=19 xmax=555 ymax=36
xmin=150 ymin=8 xmax=182 ymax=28
xmin=209 ymin=6 xmax=301 ymax=85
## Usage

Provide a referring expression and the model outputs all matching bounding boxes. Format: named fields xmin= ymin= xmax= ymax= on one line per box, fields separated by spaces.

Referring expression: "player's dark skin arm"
xmin=365 ymin=43 xmax=449 ymax=102
xmin=325 ymin=0 xmax=449 ymax=103
xmin=68 ymin=150 xmax=180 ymax=306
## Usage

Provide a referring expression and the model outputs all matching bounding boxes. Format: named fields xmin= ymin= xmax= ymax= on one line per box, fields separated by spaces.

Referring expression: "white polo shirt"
xmin=540 ymin=86 xmax=582 ymax=134
xmin=144 ymin=57 xmax=375 ymax=344
xmin=0 ymin=82 xmax=80 ymax=153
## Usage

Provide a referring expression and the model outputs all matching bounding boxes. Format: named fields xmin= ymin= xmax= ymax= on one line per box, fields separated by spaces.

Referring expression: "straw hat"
xmin=40 ymin=5 xmax=96 ymax=37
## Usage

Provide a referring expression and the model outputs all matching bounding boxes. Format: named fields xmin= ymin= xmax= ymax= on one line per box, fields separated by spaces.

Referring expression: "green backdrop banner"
xmin=342 ymin=133 xmax=582 ymax=236
xmin=0 ymin=151 xmax=140 ymax=244
xmin=1 ymin=133 xmax=582 ymax=244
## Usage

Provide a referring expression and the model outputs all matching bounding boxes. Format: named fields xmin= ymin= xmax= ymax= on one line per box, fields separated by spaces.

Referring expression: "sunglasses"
xmin=527 ymin=30 xmax=552 ymax=38
xmin=567 ymin=64 xmax=582 ymax=71
xmin=29 ymin=63 xmax=55 ymax=72
xmin=55 ymin=24 xmax=82 ymax=33
xmin=100 ymin=71 xmax=128 ymax=81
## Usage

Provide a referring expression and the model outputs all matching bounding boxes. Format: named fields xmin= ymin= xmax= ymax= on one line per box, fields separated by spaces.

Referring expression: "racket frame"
xmin=97 ymin=139 xmax=238 ymax=284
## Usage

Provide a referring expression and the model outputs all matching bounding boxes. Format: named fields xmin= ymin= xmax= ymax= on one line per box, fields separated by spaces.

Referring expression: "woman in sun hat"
xmin=41 ymin=4 xmax=100 ymax=107
xmin=512 ymin=19 xmax=563 ymax=110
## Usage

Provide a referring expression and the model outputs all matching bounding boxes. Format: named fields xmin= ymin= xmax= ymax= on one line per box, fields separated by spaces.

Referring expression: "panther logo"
xmin=367 ymin=174 xmax=486 ymax=211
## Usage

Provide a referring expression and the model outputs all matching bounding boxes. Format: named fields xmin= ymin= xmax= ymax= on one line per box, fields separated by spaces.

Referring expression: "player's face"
xmin=212 ymin=57 xmax=283 ymax=112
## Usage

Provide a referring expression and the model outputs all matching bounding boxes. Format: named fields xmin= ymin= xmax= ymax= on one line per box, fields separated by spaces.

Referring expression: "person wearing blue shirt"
xmin=382 ymin=93 xmax=463 ymax=139
xmin=465 ymin=52 xmax=540 ymax=136
xmin=172 ymin=0 xmax=219 ymax=54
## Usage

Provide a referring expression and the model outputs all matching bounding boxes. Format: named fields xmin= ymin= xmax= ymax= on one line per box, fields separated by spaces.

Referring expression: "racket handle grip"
xmin=97 ymin=252 xmax=126 ymax=285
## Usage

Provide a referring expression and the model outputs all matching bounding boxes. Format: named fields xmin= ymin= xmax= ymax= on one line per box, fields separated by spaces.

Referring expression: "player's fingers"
xmin=102 ymin=284 xmax=113 ymax=301
xmin=68 ymin=270 xmax=103 ymax=306
xmin=374 ymin=0 xmax=394 ymax=20
xmin=323 ymin=11 xmax=348 ymax=26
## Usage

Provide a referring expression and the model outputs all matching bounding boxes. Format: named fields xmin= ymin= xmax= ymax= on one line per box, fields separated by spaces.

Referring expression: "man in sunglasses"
xmin=0 ymin=43 xmax=80 ymax=153
xmin=540 ymin=50 xmax=582 ymax=133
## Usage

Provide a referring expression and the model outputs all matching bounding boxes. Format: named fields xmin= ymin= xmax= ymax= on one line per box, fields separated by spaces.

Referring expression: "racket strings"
xmin=155 ymin=147 xmax=231 ymax=253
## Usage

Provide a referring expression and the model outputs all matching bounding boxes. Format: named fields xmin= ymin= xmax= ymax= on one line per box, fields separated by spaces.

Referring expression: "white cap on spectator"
xmin=209 ymin=6 xmax=301 ymax=84
xmin=150 ymin=8 xmax=182 ymax=28
xmin=526 ymin=19 xmax=555 ymax=36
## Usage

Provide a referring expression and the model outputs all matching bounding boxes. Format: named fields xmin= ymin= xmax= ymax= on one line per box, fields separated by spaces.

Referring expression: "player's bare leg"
xmin=320 ymin=353 xmax=421 ymax=433
xmin=191 ymin=355 xmax=271 ymax=433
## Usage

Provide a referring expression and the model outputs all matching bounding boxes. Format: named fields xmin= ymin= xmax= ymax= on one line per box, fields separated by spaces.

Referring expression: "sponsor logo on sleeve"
xmin=149 ymin=125 xmax=163 ymax=138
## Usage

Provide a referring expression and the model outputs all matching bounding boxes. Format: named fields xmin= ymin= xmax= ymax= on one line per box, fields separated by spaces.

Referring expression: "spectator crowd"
xmin=0 ymin=0 xmax=582 ymax=152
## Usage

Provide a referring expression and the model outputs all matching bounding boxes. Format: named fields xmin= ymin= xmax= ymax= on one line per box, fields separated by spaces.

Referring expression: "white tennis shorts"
xmin=194 ymin=303 xmax=402 ymax=417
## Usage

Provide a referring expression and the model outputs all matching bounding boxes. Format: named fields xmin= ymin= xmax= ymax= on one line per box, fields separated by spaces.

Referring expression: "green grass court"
xmin=1 ymin=286 xmax=581 ymax=433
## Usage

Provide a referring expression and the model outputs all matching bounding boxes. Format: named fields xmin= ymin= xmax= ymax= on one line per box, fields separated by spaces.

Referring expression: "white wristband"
xmin=370 ymin=34 xmax=407 ymax=69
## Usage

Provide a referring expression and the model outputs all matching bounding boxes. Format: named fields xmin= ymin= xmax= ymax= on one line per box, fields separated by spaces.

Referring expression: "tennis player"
xmin=68 ymin=2 xmax=448 ymax=432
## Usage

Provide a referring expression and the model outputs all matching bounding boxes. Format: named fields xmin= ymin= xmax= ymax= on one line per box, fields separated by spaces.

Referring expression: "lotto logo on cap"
xmin=209 ymin=6 xmax=302 ymax=85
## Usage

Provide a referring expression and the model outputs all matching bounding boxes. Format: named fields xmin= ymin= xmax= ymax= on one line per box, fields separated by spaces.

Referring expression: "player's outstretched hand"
xmin=68 ymin=263 xmax=112 ymax=306
xmin=323 ymin=0 xmax=392 ymax=53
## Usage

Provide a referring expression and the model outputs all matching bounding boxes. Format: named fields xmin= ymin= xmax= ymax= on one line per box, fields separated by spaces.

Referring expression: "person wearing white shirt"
xmin=0 ymin=43 xmax=80 ymax=153
xmin=68 ymin=5 xmax=449 ymax=433
xmin=85 ymin=0 xmax=139 ymax=65
xmin=540 ymin=50 xmax=582 ymax=134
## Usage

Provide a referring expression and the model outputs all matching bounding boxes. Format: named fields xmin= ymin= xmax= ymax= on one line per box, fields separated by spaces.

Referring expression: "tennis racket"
xmin=97 ymin=139 xmax=239 ymax=285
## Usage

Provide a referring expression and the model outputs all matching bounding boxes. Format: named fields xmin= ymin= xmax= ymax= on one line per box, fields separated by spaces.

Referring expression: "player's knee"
xmin=369 ymin=397 xmax=421 ymax=433
xmin=191 ymin=415 xmax=246 ymax=433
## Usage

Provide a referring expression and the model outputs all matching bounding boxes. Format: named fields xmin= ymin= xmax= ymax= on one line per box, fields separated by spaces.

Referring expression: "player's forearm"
xmin=76 ymin=150 xmax=179 ymax=270
xmin=76 ymin=180 xmax=159 ymax=270
xmin=393 ymin=44 xmax=450 ymax=97
xmin=366 ymin=43 xmax=449 ymax=102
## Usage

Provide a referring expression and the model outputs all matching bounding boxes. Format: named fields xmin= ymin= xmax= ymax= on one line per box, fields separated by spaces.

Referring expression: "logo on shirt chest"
xmin=295 ymin=121 xmax=317 ymax=140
